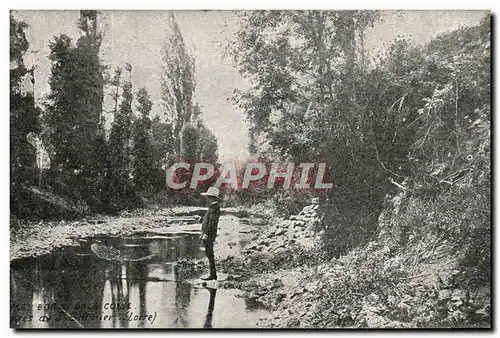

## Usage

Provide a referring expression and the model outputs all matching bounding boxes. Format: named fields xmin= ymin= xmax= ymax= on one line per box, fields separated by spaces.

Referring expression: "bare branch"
xmin=374 ymin=142 xmax=403 ymax=178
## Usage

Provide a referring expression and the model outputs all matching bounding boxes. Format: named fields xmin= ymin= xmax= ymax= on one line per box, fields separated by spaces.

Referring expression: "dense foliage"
xmin=133 ymin=87 xmax=155 ymax=191
xmin=10 ymin=13 xmax=42 ymax=217
xmin=10 ymin=11 xmax=219 ymax=218
xmin=230 ymin=11 xmax=490 ymax=287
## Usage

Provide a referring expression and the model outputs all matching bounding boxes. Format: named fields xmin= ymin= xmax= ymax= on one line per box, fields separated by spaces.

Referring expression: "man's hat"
xmin=200 ymin=186 xmax=221 ymax=199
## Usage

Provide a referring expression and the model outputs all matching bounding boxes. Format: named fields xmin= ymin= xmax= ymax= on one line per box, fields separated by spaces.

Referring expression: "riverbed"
xmin=10 ymin=214 xmax=270 ymax=329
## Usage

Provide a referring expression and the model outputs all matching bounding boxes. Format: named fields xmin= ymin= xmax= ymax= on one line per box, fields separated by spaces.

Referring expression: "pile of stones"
xmin=244 ymin=198 xmax=322 ymax=254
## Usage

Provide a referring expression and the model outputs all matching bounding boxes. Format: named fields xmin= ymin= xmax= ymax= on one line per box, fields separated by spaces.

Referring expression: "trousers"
xmin=204 ymin=239 xmax=217 ymax=277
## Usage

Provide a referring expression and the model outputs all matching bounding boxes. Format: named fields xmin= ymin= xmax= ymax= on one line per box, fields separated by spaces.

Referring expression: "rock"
xmin=251 ymin=217 xmax=268 ymax=226
xmin=475 ymin=308 xmax=490 ymax=318
xmin=299 ymin=206 xmax=310 ymax=214
xmin=367 ymin=293 xmax=380 ymax=303
xmin=396 ymin=301 xmax=411 ymax=314
xmin=294 ymin=220 xmax=306 ymax=227
xmin=366 ymin=315 xmax=389 ymax=327
xmin=304 ymin=281 xmax=319 ymax=293
xmin=238 ymin=228 xmax=253 ymax=234
xmin=274 ymin=247 xmax=287 ymax=255
xmin=279 ymin=221 xmax=290 ymax=228
xmin=451 ymin=297 xmax=463 ymax=307
xmin=451 ymin=289 xmax=466 ymax=299
xmin=289 ymin=215 xmax=297 ymax=220
xmin=365 ymin=306 xmax=380 ymax=314
xmin=438 ymin=289 xmax=452 ymax=300
xmin=402 ymin=294 xmax=413 ymax=303
xmin=87 ymin=219 xmax=106 ymax=224
xmin=382 ymin=321 xmax=404 ymax=328
xmin=275 ymin=228 xmax=286 ymax=236
xmin=246 ymin=290 xmax=260 ymax=299
xmin=258 ymin=239 xmax=268 ymax=246
xmin=449 ymin=310 xmax=466 ymax=322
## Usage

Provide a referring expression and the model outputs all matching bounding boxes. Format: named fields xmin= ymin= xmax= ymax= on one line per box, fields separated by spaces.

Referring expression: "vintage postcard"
xmin=10 ymin=9 xmax=491 ymax=329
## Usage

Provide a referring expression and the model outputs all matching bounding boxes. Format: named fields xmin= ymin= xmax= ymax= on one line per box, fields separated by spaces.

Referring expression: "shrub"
xmin=272 ymin=190 xmax=315 ymax=218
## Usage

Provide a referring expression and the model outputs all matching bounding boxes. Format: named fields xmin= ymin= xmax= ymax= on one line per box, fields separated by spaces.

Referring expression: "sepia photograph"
xmin=9 ymin=9 xmax=491 ymax=329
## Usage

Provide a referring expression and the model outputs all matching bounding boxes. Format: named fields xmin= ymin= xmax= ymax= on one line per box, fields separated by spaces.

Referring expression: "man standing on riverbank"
xmin=200 ymin=187 xmax=221 ymax=280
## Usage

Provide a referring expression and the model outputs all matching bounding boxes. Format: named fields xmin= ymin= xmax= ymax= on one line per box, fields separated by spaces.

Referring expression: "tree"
xmin=230 ymin=10 xmax=385 ymax=256
xmin=180 ymin=124 xmax=200 ymax=159
xmin=10 ymin=12 xmax=29 ymax=94
xmin=109 ymin=66 xmax=123 ymax=116
xmin=9 ymin=12 xmax=45 ymax=219
xmin=229 ymin=10 xmax=379 ymax=159
xmin=150 ymin=115 xmax=175 ymax=191
xmin=76 ymin=10 xmax=106 ymax=199
xmin=43 ymin=10 xmax=105 ymax=207
xmin=196 ymin=120 xmax=218 ymax=163
xmin=10 ymin=13 xmax=41 ymax=216
xmin=158 ymin=12 xmax=219 ymax=199
xmin=160 ymin=12 xmax=196 ymax=155
xmin=133 ymin=87 xmax=154 ymax=191
xmin=104 ymin=80 xmax=136 ymax=209
xmin=151 ymin=116 xmax=175 ymax=170
xmin=231 ymin=11 xmax=491 ymax=263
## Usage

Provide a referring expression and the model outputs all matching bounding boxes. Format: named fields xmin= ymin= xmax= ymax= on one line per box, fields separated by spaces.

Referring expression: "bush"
xmin=459 ymin=222 xmax=490 ymax=287
xmin=272 ymin=190 xmax=315 ymax=217
xmin=309 ymin=242 xmax=407 ymax=327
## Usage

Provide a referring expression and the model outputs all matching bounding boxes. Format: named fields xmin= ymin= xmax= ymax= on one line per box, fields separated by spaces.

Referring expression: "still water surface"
xmin=10 ymin=216 xmax=269 ymax=328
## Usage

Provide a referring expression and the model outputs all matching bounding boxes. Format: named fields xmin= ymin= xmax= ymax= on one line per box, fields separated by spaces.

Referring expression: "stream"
xmin=10 ymin=215 xmax=270 ymax=329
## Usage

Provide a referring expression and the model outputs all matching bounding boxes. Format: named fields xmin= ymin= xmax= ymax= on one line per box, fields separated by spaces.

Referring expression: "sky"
xmin=14 ymin=10 xmax=488 ymax=162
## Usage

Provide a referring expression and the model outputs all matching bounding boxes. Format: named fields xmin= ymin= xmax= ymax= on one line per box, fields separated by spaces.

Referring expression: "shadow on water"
xmin=204 ymin=287 xmax=217 ymax=329
xmin=10 ymin=221 xmax=269 ymax=329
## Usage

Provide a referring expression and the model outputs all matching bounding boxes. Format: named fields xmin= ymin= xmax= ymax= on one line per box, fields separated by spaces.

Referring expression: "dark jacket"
xmin=201 ymin=201 xmax=221 ymax=241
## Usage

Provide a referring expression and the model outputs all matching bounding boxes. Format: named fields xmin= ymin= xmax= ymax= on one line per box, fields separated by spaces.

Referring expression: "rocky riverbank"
xmin=217 ymin=200 xmax=491 ymax=328
xmin=221 ymin=242 xmax=490 ymax=328
xmin=242 ymin=200 xmax=321 ymax=255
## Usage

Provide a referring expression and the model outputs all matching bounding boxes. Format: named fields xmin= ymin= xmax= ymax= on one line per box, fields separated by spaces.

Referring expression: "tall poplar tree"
xmin=44 ymin=10 xmax=105 ymax=206
xmin=104 ymin=80 xmax=135 ymax=209
xmin=133 ymin=87 xmax=154 ymax=191
xmin=160 ymin=12 xmax=196 ymax=155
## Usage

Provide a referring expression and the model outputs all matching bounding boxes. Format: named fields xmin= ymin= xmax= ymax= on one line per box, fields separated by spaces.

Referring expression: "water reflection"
xmin=173 ymin=264 xmax=191 ymax=327
xmin=10 ymin=226 xmax=268 ymax=329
